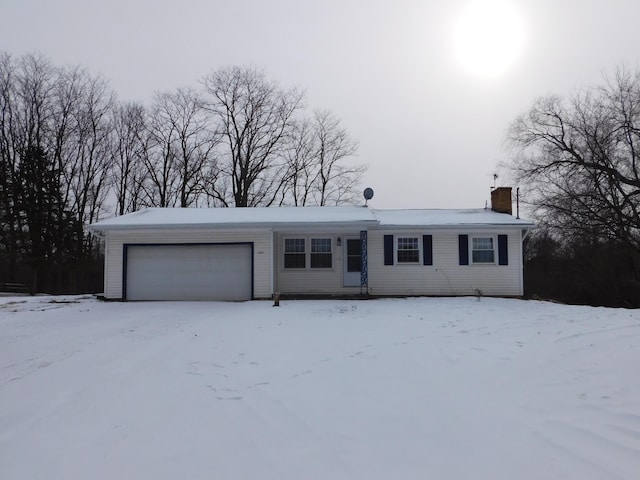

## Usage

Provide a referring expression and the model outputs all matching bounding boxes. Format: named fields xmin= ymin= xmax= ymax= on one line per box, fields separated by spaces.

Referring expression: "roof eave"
xmin=88 ymin=219 xmax=380 ymax=232
xmin=376 ymin=222 xmax=535 ymax=229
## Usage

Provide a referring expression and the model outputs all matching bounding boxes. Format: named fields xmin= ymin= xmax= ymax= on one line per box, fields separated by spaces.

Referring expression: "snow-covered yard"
xmin=1 ymin=296 xmax=639 ymax=480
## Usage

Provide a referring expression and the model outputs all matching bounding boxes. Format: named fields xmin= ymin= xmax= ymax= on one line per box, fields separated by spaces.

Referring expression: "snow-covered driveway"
xmin=1 ymin=296 xmax=639 ymax=479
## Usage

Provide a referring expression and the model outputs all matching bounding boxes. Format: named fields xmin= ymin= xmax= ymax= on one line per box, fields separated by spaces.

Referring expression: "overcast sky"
xmin=1 ymin=0 xmax=639 ymax=209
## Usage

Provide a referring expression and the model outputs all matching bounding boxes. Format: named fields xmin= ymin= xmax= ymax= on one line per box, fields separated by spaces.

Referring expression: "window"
xmin=472 ymin=237 xmax=495 ymax=263
xmin=346 ymin=238 xmax=362 ymax=272
xmin=284 ymin=237 xmax=333 ymax=269
xmin=397 ymin=237 xmax=420 ymax=263
xmin=284 ymin=238 xmax=305 ymax=268
xmin=311 ymin=238 xmax=332 ymax=268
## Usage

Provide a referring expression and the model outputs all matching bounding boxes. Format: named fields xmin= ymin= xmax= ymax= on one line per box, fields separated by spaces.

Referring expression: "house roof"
xmin=89 ymin=206 xmax=379 ymax=230
xmin=89 ymin=205 xmax=534 ymax=231
xmin=372 ymin=208 xmax=534 ymax=227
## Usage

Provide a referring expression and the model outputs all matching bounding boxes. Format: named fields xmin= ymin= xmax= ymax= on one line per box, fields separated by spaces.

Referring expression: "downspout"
xmin=270 ymin=229 xmax=276 ymax=299
xmin=520 ymin=226 xmax=533 ymax=297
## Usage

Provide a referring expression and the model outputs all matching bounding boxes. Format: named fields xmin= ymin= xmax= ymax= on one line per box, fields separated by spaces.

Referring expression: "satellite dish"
xmin=363 ymin=187 xmax=374 ymax=205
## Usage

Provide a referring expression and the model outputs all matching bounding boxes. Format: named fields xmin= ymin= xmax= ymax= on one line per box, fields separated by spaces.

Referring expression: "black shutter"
xmin=423 ymin=235 xmax=433 ymax=265
xmin=384 ymin=235 xmax=394 ymax=265
xmin=459 ymin=235 xmax=469 ymax=265
xmin=498 ymin=234 xmax=508 ymax=265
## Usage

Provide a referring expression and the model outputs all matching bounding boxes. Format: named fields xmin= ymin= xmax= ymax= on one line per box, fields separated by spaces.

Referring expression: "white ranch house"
xmin=89 ymin=188 xmax=533 ymax=301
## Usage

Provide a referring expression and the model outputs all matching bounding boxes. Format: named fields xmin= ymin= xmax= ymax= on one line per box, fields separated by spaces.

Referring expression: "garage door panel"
xmin=126 ymin=244 xmax=252 ymax=301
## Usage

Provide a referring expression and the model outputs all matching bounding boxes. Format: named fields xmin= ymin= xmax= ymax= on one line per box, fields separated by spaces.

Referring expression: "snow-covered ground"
xmin=1 ymin=296 xmax=639 ymax=480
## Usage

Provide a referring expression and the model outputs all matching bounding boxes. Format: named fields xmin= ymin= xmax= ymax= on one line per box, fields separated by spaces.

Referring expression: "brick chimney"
xmin=491 ymin=187 xmax=512 ymax=215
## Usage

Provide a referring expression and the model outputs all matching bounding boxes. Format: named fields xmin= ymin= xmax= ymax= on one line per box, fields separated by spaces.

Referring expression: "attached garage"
xmin=124 ymin=243 xmax=253 ymax=301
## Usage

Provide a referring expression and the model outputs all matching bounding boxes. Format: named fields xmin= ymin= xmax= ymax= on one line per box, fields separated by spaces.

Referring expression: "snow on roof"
xmin=371 ymin=208 xmax=535 ymax=227
xmin=89 ymin=206 xmax=534 ymax=231
xmin=90 ymin=206 xmax=378 ymax=230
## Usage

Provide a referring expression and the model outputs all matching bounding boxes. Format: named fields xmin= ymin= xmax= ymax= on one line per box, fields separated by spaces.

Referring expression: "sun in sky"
xmin=453 ymin=0 xmax=525 ymax=78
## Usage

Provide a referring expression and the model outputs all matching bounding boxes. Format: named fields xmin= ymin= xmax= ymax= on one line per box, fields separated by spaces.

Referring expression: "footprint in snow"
xmin=248 ymin=382 xmax=269 ymax=389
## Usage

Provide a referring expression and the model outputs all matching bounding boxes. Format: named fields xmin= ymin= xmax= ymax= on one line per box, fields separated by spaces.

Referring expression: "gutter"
xmin=87 ymin=220 xmax=381 ymax=232
xmin=86 ymin=226 xmax=106 ymax=239
xmin=375 ymin=222 xmax=535 ymax=230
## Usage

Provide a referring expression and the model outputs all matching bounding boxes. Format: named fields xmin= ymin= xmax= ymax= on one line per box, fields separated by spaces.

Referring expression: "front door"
xmin=343 ymin=237 xmax=361 ymax=286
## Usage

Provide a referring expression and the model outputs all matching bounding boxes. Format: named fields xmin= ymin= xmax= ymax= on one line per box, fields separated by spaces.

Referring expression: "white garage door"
xmin=126 ymin=244 xmax=252 ymax=301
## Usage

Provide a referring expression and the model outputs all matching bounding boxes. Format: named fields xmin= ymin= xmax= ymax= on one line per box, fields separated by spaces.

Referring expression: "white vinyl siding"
xmin=103 ymin=228 xmax=272 ymax=300
xmin=102 ymin=226 xmax=525 ymax=299
xmin=368 ymin=230 xmax=523 ymax=296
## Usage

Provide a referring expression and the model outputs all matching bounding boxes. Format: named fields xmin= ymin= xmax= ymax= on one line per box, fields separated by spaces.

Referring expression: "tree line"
xmin=507 ymin=66 xmax=640 ymax=307
xmin=0 ymin=52 xmax=364 ymax=294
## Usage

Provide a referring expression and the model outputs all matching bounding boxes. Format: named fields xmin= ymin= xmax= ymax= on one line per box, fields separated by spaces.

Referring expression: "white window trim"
xmin=395 ymin=235 xmax=421 ymax=265
xmin=283 ymin=236 xmax=334 ymax=270
xmin=470 ymin=235 xmax=497 ymax=265
xmin=310 ymin=238 xmax=333 ymax=269
xmin=283 ymin=237 xmax=306 ymax=269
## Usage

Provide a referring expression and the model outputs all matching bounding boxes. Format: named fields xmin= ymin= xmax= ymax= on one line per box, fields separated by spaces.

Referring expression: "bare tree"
xmin=281 ymin=117 xmax=316 ymax=206
xmin=63 ymin=69 xmax=115 ymax=253
xmin=165 ymin=88 xmax=217 ymax=207
xmin=142 ymin=93 xmax=179 ymax=207
xmin=201 ymin=66 xmax=304 ymax=207
xmin=282 ymin=110 xmax=363 ymax=206
xmin=308 ymin=109 xmax=362 ymax=205
xmin=110 ymin=101 xmax=148 ymax=215
xmin=507 ymin=67 xmax=640 ymax=251
xmin=0 ymin=52 xmax=20 ymax=276
xmin=141 ymin=88 xmax=217 ymax=207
